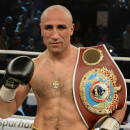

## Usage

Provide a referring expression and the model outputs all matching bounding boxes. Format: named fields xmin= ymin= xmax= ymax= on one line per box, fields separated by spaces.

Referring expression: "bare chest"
xmin=30 ymin=62 xmax=75 ymax=100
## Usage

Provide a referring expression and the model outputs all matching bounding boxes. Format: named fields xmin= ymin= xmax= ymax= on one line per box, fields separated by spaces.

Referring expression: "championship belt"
xmin=73 ymin=44 xmax=126 ymax=129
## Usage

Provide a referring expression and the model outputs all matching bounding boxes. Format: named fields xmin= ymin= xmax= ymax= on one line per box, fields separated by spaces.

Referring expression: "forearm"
xmin=111 ymin=102 xmax=127 ymax=124
xmin=0 ymin=56 xmax=34 ymax=119
xmin=0 ymin=98 xmax=17 ymax=119
xmin=99 ymin=103 xmax=127 ymax=130
xmin=0 ymin=84 xmax=31 ymax=119
xmin=0 ymin=85 xmax=19 ymax=119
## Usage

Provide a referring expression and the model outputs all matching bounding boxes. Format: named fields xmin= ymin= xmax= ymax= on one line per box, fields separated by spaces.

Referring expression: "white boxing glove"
xmin=99 ymin=117 xmax=120 ymax=130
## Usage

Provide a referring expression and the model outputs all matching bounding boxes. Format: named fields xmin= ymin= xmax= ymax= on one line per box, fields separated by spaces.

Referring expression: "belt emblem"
xmin=79 ymin=67 xmax=121 ymax=115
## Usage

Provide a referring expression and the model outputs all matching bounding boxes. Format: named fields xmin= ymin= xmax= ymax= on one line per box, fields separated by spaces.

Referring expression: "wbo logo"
xmin=79 ymin=67 xmax=121 ymax=115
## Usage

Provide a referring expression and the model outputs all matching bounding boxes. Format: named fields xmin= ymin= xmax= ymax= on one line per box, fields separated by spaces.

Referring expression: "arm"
xmin=100 ymin=102 xmax=127 ymax=130
xmin=0 ymin=84 xmax=31 ymax=119
xmin=111 ymin=102 xmax=127 ymax=124
xmin=0 ymin=56 xmax=34 ymax=119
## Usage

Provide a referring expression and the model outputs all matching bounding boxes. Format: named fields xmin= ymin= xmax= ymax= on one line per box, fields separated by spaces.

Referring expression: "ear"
xmin=40 ymin=23 xmax=42 ymax=31
xmin=70 ymin=23 xmax=75 ymax=36
xmin=40 ymin=23 xmax=43 ymax=35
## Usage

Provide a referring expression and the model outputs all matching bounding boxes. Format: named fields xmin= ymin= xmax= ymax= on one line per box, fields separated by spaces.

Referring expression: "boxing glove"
xmin=0 ymin=56 xmax=34 ymax=102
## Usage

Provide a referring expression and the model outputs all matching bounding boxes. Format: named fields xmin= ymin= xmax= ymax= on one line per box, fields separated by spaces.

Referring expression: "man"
xmin=72 ymin=33 xmax=84 ymax=47
xmin=0 ymin=5 xmax=127 ymax=130
xmin=96 ymin=34 xmax=110 ymax=49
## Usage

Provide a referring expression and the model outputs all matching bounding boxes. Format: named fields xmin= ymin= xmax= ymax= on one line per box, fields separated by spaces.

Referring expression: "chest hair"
xmin=30 ymin=65 xmax=74 ymax=100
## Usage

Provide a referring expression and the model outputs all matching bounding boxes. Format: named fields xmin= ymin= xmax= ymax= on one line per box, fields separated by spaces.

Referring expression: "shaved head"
xmin=41 ymin=5 xmax=73 ymax=24
xmin=40 ymin=5 xmax=75 ymax=54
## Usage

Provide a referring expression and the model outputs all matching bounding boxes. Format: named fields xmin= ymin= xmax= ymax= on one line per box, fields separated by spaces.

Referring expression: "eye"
xmin=44 ymin=25 xmax=53 ymax=30
xmin=57 ymin=25 xmax=67 ymax=30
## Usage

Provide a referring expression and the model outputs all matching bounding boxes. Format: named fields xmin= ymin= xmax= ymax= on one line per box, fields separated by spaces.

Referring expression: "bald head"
xmin=39 ymin=5 xmax=75 ymax=54
xmin=41 ymin=5 xmax=73 ymax=24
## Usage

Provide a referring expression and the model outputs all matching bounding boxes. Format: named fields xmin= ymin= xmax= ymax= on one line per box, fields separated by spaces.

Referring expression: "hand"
xmin=99 ymin=117 xmax=120 ymax=130
xmin=0 ymin=56 xmax=34 ymax=102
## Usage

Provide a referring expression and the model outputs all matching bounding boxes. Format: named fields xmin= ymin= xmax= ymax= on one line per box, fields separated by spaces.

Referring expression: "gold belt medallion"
xmin=79 ymin=67 xmax=121 ymax=115
xmin=82 ymin=48 xmax=103 ymax=66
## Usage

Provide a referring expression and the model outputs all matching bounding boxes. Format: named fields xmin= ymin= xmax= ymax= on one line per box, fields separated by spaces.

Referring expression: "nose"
xmin=51 ymin=28 xmax=60 ymax=40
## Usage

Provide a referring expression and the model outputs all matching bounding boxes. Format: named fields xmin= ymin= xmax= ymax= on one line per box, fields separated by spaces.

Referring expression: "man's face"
xmin=1 ymin=29 xmax=6 ymax=35
xmin=16 ymin=37 xmax=21 ymax=43
xmin=1 ymin=37 xmax=5 ymax=43
xmin=14 ymin=31 xmax=18 ymax=37
xmin=7 ymin=18 xmax=12 ymax=24
xmin=102 ymin=36 xmax=107 ymax=41
xmin=29 ymin=40 xmax=34 ymax=46
xmin=75 ymin=21 xmax=80 ymax=28
xmin=40 ymin=9 xmax=74 ymax=54
xmin=74 ymin=36 xmax=81 ymax=43
xmin=99 ymin=26 xmax=103 ymax=32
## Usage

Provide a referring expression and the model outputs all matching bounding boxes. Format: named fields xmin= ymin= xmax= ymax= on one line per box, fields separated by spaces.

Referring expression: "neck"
xmin=48 ymin=45 xmax=72 ymax=62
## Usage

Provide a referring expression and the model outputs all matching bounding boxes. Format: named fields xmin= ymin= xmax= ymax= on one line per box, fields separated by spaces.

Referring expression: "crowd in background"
xmin=1 ymin=0 xmax=130 ymax=65
xmin=0 ymin=0 xmax=130 ymax=126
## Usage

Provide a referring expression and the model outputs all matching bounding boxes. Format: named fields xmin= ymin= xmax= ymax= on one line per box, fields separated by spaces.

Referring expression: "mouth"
xmin=50 ymin=42 xmax=61 ymax=46
xmin=51 ymin=42 xmax=61 ymax=44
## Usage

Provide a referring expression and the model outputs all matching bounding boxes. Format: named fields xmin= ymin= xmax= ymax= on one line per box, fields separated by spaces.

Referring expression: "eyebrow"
xmin=57 ymin=24 xmax=67 ymax=28
xmin=44 ymin=24 xmax=67 ymax=28
xmin=44 ymin=24 xmax=52 ymax=29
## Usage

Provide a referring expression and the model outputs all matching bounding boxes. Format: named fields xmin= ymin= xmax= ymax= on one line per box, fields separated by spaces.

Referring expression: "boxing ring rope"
xmin=1 ymin=49 xmax=130 ymax=61
xmin=0 ymin=50 xmax=42 ymax=55
xmin=0 ymin=49 xmax=130 ymax=129
xmin=11 ymin=115 xmax=35 ymax=120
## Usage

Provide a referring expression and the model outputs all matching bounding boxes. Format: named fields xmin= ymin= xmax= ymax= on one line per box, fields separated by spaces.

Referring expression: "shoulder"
xmin=79 ymin=43 xmax=84 ymax=47
xmin=71 ymin=45 xmax=78 ymax=51
xmin=32 ymin=50 xmax=47 ymax=66
xmin=71 ymin=45 xmax=78 ymax=59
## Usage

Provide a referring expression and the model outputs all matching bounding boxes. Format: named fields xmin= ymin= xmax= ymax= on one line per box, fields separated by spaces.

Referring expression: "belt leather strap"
xmin=73 ymin=44 xmax=126 ymax=129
